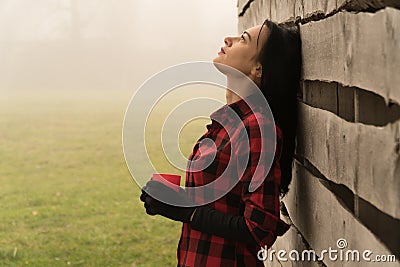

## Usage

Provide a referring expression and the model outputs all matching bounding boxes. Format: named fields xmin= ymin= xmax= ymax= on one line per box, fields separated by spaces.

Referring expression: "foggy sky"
xmin=0 ymin=0 xmax=238 ymax=93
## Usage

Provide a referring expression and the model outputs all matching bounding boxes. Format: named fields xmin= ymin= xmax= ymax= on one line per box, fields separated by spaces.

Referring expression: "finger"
xmin=146 ymin=180 xmax=169 ymax=191
xmin=144 ymin=203 xmax=157 ymax=215
xmin=144 ymin=195 xmax=157 ymax=208
xmin=144 ymin=195 xmax=163 ymax=213
xmin=141 ymin=185 xmax=148 ymax=194
xmin=139 ymin=192 xmax=147 ymax=202
xmin=146 ymin=180 xmax=179 ymax=199
xmin=144 ymin=195 xmax=152 ymax=203
xmin=146 ymin=208 xmax=157 ymax=216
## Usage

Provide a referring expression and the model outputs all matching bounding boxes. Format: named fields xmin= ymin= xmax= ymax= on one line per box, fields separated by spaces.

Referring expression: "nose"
xmin=224 ymin=36 xmax=233 ymax=47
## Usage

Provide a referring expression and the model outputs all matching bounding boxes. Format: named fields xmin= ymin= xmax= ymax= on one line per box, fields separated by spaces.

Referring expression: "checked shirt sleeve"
xmin=235 ymin=113 xmax=290 ymax=248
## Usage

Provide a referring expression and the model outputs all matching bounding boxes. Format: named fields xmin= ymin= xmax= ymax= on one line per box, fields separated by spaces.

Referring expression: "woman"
xmin=140 ymin=19 xmax=302 ymax=266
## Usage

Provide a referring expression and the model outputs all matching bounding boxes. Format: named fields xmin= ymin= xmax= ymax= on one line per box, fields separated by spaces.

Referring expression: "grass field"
xmin=0 ymin=90 xmax=214 ymax=267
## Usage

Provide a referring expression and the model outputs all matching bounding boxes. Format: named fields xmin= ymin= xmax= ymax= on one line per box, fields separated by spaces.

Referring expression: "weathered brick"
xmin=301 ymin=7 xmax=400 ymax=105
xmin=284 ymin=161 xmax=399 ymax=266
xmin=297 ymin=102 xmax=400 ymax=218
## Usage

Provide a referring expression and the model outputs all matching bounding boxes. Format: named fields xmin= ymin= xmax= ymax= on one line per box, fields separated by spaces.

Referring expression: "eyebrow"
xmin=243 ymin=31 xmax=252 ymax=42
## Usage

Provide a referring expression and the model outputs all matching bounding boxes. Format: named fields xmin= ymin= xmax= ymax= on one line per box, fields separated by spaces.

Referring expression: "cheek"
xmin=213 ymin=48 xmax=253 ymax=75
xmin=230 ymin=57 xmax=252 ymax=75
xmin=231 ymin=49 xmax=255 ymax=72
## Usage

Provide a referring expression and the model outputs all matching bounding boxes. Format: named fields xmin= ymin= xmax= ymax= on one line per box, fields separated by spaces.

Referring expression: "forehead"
xmin=246 ymin=25 xmax=263 ymax=34
xmin=245 ymin=25 xmax=268 ymax=45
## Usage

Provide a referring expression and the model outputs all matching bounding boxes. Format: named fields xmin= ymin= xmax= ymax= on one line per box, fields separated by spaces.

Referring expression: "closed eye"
xmin=243 ymin=31 xmax=251 ymax=42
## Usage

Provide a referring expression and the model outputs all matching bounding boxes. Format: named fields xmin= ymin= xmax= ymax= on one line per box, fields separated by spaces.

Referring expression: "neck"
xmin=225 ymin=90 xmax=240 ymax=105
xmin=225 ymin=75 xmax=255 ymax=104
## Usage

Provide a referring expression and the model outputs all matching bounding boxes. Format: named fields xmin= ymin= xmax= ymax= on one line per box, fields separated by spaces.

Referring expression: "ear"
xmin=251 ymin=62 xmax=262 ymax=79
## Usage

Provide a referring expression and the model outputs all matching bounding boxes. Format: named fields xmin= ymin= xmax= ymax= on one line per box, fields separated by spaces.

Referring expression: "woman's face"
xmin=213 ymin=25 xmax=268 ymax=79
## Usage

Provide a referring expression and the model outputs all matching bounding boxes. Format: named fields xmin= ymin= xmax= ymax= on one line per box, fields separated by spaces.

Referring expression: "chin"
xmin=213 ymin=61 xmax=228 ymax=75
xmin=212 ymin=56 xmax=221 ymax=64
xmin=213 ymin=57 xmax=229 ymax=74
xmin=213 ymin=62 xmax=243 ymax=79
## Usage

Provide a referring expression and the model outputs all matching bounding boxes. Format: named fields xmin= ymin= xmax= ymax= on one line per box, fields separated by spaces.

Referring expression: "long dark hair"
xmin=257 ymin=20 xmax=302 ymax=197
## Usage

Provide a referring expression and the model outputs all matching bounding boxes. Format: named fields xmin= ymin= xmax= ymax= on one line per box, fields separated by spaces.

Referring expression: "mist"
xmin=0 ymin=0 xmax=238 ymax=96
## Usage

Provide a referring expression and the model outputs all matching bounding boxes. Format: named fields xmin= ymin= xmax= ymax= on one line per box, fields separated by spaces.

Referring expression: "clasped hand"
xmin=139 ymin=180 xmax=196 ymax=223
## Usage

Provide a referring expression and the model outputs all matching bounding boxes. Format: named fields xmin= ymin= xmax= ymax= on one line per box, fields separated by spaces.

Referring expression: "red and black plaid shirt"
xmin=177 ymin=94 xmax=290 ymax=267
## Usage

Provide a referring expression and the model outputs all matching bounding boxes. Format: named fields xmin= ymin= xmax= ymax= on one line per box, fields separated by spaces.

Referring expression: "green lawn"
xmin=0 ymin=90 xmax=209 ymax=267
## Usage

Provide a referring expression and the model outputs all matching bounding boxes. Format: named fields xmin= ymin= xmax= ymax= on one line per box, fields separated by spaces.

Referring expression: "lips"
xmin=219 ymin=47 xmax=225 ymax=54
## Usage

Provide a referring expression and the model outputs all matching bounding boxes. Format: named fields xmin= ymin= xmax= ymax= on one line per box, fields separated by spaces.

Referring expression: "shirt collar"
xmin=210 ymin=94 xmax=265 ymax=124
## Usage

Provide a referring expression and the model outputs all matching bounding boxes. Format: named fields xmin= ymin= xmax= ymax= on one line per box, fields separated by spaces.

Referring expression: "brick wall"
xmin=238 ymin=1 xmax=400 ymax=266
